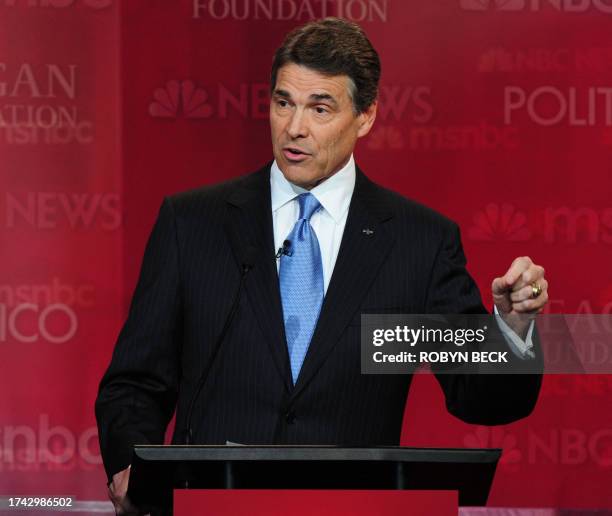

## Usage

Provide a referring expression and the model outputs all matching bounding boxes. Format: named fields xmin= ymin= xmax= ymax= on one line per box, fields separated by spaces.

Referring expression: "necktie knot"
xmin=297 ymin=193 xmax=321 ymax=222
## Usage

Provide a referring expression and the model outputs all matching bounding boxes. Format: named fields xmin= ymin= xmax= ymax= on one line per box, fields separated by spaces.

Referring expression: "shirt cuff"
xmin=493 ymin=305 xmax=535 ymax=359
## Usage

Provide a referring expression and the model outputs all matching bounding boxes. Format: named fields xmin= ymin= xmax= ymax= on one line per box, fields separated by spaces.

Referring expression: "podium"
xmin=128 ymin=445 xmax=500 ymax=513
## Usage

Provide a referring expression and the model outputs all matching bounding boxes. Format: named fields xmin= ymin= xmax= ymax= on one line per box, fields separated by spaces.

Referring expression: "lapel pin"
xmin=362 ymin=228 xmax=374 ymax=236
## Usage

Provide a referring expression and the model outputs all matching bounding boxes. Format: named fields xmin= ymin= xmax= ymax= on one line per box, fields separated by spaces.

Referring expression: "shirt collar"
xmin=270 ymin=154 xmax=356 ymax=224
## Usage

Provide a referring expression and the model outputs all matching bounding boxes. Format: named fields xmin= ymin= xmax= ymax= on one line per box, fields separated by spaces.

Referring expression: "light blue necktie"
xmin=279 ymin=193 xmax=324 ymax=385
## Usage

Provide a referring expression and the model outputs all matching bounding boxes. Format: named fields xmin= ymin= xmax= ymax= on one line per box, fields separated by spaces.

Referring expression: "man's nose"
xmin=286 ymin=109 xmax=309 ymax=139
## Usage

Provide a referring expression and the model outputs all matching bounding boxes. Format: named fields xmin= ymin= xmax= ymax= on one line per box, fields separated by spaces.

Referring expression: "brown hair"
xmin=270 ymin=17 xmax=381 ymax=114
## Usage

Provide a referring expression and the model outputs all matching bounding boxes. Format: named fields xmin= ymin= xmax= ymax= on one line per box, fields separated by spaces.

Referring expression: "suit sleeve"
xmin=95 ymin=197 xmax=182 ymax=481
xmin=426 ymin=221 xmax=542 ymax=425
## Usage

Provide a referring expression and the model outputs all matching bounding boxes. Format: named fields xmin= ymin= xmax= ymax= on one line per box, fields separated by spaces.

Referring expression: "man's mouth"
xmin=283 ymin=147 xmax=310 ymax=161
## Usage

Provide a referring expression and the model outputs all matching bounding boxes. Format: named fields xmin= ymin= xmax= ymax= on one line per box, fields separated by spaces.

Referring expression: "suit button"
xmin=285 ymin=410 xmax=296 ymax=424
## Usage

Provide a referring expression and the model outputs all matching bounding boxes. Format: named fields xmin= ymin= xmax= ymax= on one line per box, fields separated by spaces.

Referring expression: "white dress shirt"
xmin=270 ymin=155 xmax=534 ymax=358
xmin=271 ymin=154 xmax=355 ymax=294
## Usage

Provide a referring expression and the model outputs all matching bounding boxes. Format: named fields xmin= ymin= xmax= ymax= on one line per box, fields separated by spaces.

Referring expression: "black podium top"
xmin=128 ymin=445 xmax=501 ymax=508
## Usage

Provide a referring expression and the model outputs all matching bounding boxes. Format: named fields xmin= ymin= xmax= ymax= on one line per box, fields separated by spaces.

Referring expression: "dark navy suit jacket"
xmin=95 ymin=163 xmax=541 ymax=481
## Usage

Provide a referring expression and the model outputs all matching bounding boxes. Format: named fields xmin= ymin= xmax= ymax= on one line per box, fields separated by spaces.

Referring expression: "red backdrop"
xmin=1 ymin=0 xmax=611 ymax=508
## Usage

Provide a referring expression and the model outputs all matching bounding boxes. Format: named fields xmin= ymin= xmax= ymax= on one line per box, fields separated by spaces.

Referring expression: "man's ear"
xmin=356 ymin=100 xmax=378 ymax=138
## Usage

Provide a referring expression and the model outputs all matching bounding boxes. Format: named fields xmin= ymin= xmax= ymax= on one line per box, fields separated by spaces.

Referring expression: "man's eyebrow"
xmin=272 ymin=89 xmax=292 ymax=99
xmin=272 ymin=89 xmax=339 ymax=107
xmin=309 ymin=93 xmax=338 ymax=106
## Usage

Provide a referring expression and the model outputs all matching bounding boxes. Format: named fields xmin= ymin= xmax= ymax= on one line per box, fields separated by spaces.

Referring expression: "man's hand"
xmin=492 ymin=256 xmax=549 ymax=338
xmin=108 ymin=465 xmax=141 ymax=515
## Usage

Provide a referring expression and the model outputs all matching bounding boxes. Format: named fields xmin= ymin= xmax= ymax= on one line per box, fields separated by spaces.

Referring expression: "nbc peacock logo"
xmin=149 ymin=80 xmax=213 ymax=119
xmin=468 ymin=203 xmax=532 ymax=242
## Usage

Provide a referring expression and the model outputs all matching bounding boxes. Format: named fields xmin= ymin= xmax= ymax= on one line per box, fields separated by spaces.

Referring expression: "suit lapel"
xmin=225 ymin=163 xmax=293 ymax=392
xmin=290 ymin=167 xmax=395 ymax=401
xmin=225 ymin=164 xmax=396 ymax=399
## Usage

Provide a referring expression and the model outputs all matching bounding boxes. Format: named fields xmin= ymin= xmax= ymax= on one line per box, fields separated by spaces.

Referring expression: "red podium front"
xmin=174 ymin=489 xmax=457 ymax=515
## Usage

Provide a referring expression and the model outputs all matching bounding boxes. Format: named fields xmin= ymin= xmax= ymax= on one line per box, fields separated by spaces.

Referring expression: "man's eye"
xmin=277 ymin=100 xmax=289 ymax=107
xmin=315 ymin=106 xmax=329 ymax=114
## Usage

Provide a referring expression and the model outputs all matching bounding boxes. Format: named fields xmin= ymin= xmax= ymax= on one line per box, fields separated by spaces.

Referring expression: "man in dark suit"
xmin=96 ymin=17 xmax=548 ymax=514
